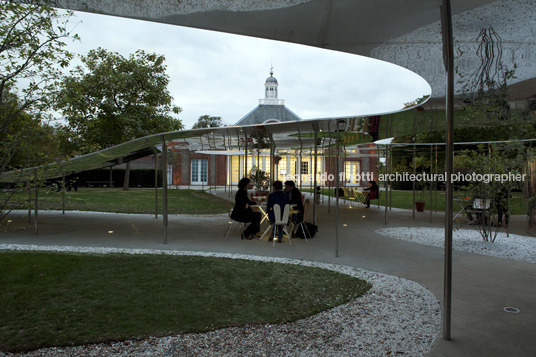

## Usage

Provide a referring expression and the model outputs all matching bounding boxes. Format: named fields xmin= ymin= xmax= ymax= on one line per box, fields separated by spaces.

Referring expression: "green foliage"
xmin=192 ymin=114 xmax=222 ymax=129
xmin=403 ymin=94 xmax=430 ymax=109
xmin=0 ymin=252 xmax=371 ymax=352
xmin=0 ymin=1 xmax=77 ymax=222
xmin=55 ymin=48 xmax=184 ymax=155
xmin=248 ymin=166 xmax=270 ymax=192
xmin=0 ymin=1 xmax=76 ymax=169
xmin=457 ymin=143 xmax=526 ymax=242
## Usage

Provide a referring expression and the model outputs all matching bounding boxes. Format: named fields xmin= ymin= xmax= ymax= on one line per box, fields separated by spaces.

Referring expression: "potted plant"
xmin=248 ymin=167 xmax=270 ymax=195
xmin=415 ymin=182 xmax=429 ymax=212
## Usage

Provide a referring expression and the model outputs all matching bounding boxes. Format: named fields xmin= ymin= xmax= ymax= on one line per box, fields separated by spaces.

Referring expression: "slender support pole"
xmin=384 ymin=145 xmax=388 ymax=224
xmin=298 ymin=129 xmax=303 ymax=189
xmin=154 ymin=150 xmax=158 ymax=219
xmin=227 ymin=155 xmax=231 ymax=193
xmin=389 ymin=146 xmax=393 ymax=211
xmin=34 ymin=170 xmax=38 ymax=235
xmin=229 ymin=154 xmax=233 ymax=197
xmin=429 ymin=145 xmax=435 ymax=223
xmin=27 ymin=179 xmax=31 ymax=223
xmin=441 ymin=0 xmax=454 ymax=341
xmin=377 ymin=146 xmax=381 ymax=210
xmin=61 ymin=175 xmax=65 ymax=215
xmin=244 ymin=130 xmax=248 ymax=177
xmin=335 ymin=120 xmax=341 ymax=258
xmin=436 ymin=145 xmax=439 ymax=213
xmin=162 ymin=135 xmax=168 ymax=244
xmin=313 ymin=125 xmax=318 ymax=225
xmin=328 ymin=121 xmax=333 ymax=213
xmin=412 ymin=110 xmax=417 ymax=219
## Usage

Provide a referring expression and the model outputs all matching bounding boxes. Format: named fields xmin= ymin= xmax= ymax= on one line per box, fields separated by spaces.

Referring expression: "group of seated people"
xmin=230 ymin=177 xmax=303 ymax=242
xmin=231 ymin=178 xmax=379 ymax=241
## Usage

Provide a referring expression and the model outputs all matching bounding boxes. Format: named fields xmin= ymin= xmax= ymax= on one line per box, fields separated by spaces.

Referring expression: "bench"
xmin=86 ymin=181 xmax=114 ymax=188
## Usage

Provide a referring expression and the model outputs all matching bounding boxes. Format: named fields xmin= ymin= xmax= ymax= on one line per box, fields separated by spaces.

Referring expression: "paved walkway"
xmin=1 ymin=191 xmax=535 ymax=356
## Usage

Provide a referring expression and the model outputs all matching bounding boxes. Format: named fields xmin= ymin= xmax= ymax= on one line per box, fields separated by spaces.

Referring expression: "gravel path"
xmin=376 ymin=227 xmax=536 ymax=264
xmin=0 ymin=244 xmax=442 ymax=357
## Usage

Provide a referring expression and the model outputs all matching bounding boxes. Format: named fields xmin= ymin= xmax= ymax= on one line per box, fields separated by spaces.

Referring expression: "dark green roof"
xmin=234 ymin=105 xmax=301 ymax=126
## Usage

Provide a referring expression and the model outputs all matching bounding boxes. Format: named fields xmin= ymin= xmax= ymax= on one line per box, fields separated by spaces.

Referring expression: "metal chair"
xmin=272 ymin=203 xmax=291 ymax=246
xmin=294 ymin=199 xmax=310 ymax=242
xmin=346 ymin=187 xmax=357 ymax=207
xmin=224 ymin=207 xmax=247 ymax=240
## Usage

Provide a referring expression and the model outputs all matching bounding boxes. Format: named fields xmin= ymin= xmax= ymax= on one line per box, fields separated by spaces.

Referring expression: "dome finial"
xmin=270 ymin=65 xmax=274 ymax=76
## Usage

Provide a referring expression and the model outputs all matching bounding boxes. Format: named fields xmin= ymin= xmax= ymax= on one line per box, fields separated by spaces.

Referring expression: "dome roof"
xmin=265 ymin=75 xmax=278 ymax=84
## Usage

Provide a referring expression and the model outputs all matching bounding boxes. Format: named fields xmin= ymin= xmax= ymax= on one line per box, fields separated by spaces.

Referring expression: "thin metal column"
xmin=162 ymin=135 xmax=168 ymax=244
xmin=441 ymin=0 xmax=454 ymax=341
xmin=27 ymin=179 xmax=31 ymax=223
xmin=335 ymin=120 xmax=342 ymax=258
xmin=154 ymin=150 xmax=158 ymax=219
xmin=297 ymin=128 xmax=303 ymax=189
xmin=428 ymin=145 xmax=435 ymax=223
xmin=62 ymin=175 xmax=65 ymax=215
xmin=313 ymin=124 xmax=318 ymax=225
xmin=327 ymin=121 xmax=333 ymax=213
xmin=384 ymin=145 xmax=388 ymax=224
xmin=412 ymin=110 xmax=417 ymax=219
xmin=390 ymin=146 xmax=393 ymax=211
xmin=229 ymin=155 xmax=232 ymax=197
xmin=34 ymin=170 xmax=38 ymax=235
xmin=269 ymin=132 xmax=276 ymax=187
xmin=377 ymin=146 xmax=381 ymax=210
xmin=244 ymin=129 xmax=248 ymax=177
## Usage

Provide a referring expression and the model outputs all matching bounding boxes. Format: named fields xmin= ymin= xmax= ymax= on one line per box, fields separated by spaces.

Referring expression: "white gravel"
xmin=0 ymin=244 xmax=442 ymax=357
xmin=376 ymin=227 xmax=536 ymax=264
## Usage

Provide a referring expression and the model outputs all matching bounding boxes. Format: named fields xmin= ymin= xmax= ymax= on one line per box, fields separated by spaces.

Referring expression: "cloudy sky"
xmin=64 ymin=10 xmax=431 ymax=129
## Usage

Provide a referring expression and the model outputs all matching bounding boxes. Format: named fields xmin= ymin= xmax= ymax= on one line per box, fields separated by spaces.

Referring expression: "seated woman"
xmin=364 ymin=180 xmax=379 ymax=208
xmin=231 ymin=177 xmax=262 ymax=239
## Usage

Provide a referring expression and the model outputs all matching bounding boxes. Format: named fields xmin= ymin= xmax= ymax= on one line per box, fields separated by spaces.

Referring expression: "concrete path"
xmin=1 ymin=191 xmax=535 ymax=356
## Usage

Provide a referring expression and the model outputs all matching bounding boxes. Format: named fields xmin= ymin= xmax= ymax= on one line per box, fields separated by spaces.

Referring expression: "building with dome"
xmin=87 ymin=68 xmax=377 ymax=190
xmin=165 ymin=68 xmax=377 ymax=190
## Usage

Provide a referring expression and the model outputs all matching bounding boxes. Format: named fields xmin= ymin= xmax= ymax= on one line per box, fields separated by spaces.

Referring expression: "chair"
xmin=294 ymin=199 xmax=310 ymax=243
xmin=346 ymin=187 xmax=357 ymax=207
xmin=364 ymin=188 xmax=379 ymax=207
xmin=272 ymin=203 xmax=291 ymax=246
xmin=471 ymin=197 xmax=492 ymax=225
xmin=224 ymin=205 xmax=247 ymax=240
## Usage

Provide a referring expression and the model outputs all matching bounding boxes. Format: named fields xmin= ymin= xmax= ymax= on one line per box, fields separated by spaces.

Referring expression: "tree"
xmin=1 ymin=1 xmax=77 ymax=222
xmin=192 ymin=115 xmax=222 ymax=129
xmin=55 ymin=47 xmax=184 ymax=189
xmin=457 ymin=143 xmax=526 ymax=242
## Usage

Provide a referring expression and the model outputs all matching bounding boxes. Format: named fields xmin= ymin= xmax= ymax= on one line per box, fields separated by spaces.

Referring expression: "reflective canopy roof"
xmin=1 ymin=115 xmax=379 ymax=182
xmin=51 ymin=0 xmax=536 ymax=98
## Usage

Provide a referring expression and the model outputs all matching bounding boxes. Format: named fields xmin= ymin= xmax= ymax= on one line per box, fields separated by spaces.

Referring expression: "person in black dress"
xmin=364 ymin=180 xmax=379 ymax=208
xmin=231 ymin=177 xmax=261 ymax=239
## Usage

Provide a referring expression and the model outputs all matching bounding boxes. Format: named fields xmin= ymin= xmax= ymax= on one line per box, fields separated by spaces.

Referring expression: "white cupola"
xmin=260 ymin=67 xmax=284 ymax=105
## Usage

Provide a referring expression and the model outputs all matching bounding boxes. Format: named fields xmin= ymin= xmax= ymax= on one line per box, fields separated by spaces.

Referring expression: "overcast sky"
xmin=64 ymin=11 xmax=432 ymax=129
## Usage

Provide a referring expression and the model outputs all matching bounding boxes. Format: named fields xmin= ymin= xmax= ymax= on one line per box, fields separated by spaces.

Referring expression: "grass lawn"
xmin=5 ymin=188 xmax=229 ymax=215
xmin=307 ymin=188 xmax=527 ymax=215
xmin=0 ymin=251 xmax=371 ymax=353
